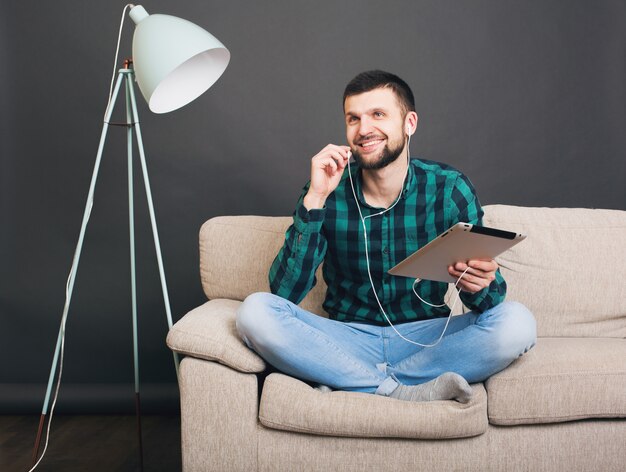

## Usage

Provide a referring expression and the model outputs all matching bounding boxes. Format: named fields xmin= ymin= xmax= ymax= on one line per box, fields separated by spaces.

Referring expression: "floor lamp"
xmin=30 ymin=4 xmax=230 ymax=470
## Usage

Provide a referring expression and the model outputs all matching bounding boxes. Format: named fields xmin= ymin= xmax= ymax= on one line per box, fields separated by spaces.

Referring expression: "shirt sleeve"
xmin=268 ymin=185 xmax=328 ymax=304
xmin=447 ymin=174 xmax=507 ymax=312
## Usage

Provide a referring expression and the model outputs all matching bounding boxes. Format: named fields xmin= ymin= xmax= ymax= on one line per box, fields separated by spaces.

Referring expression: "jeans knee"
xmin=494 ymin=301 xmax=537 ymax=359
xmin=236 ymin=292 xmax=275 ymax=340
xmin=236 ymin=292 xmax=286 ymax=350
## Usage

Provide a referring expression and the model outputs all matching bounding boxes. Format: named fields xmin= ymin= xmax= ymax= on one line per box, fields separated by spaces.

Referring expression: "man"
xmin=236 ymin=70 xmax=536 ymax=403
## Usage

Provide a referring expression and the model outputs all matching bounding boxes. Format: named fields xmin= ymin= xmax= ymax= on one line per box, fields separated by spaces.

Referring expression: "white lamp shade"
xmin=130 ymin=6 xmax=230 ymax=113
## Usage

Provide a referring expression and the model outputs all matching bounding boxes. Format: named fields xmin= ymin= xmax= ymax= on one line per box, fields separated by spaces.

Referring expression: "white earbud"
xmin=406 ymin=124 xmax=412 ymax=135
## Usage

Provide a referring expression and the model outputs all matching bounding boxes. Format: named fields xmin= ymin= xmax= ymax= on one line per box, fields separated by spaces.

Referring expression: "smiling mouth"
xmin=358 ymin=138 xmax=385 ymax=152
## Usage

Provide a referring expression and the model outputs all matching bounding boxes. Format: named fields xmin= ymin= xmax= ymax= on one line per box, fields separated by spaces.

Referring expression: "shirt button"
xmin=382 ymin=247 xmax=389 ymax=254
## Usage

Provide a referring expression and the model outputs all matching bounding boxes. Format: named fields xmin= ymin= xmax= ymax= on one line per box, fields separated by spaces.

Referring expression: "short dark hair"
xmin=343 ymin=70 xmax=415 ymax=116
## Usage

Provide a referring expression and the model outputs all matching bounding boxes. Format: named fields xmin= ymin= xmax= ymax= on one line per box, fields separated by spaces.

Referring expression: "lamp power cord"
xmin=29 ymin=6 xmax=133 ymax=472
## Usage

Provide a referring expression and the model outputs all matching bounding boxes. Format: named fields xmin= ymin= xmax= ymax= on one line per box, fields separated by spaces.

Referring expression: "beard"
xmin=352 ymin=135 xmax=405 ymax=170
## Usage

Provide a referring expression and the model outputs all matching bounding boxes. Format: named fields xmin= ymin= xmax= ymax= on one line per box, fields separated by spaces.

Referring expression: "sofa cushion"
xmin=483 ymin=205 xmax=626 ymax=338
xmin=259 ymin=373 xmax=488 ymax=439
xmin=486 ymin=337 xmax=626 ymax=425
xmin=166 ymin=299 xmax=266 ymax=373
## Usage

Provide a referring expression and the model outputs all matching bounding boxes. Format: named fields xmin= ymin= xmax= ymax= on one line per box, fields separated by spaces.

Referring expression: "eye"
xmin=347 ymin=115 xmax=359 ymax=123
xmin=374 ymin=111 xmax=385 ymax=118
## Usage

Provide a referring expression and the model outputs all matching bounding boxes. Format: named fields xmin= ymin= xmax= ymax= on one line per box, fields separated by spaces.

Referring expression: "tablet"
xmin=387 ymin=222 xmax=526 ymax=283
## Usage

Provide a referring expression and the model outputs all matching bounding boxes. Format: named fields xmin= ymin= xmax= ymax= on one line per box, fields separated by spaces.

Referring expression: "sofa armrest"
xmin=166 ymin=299 xmax=266 ymax=373
xmin=179 ymin=357 xmax=259 ymax=471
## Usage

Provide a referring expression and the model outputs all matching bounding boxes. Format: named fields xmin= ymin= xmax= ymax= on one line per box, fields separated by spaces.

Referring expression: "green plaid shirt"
xmin=269 ymin=158 xmax=507 ymax=325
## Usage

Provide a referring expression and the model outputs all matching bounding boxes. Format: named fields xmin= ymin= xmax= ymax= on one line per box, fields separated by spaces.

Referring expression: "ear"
xmin=405 ymin=112 xmax=418 ymax=136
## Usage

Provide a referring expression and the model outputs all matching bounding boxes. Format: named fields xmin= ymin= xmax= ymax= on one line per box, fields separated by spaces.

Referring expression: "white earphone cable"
xmin=347 ymin=131 xmax=469 ymax=348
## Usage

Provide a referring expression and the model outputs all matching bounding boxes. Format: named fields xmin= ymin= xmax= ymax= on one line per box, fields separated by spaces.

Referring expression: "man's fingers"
xmin=467 ymin=259 xmax=498 ymax=272
xmin=334 ymin=150 xmax=349 ymax=168
xmin=314 ymin=149 xmax=349 ymax=167
xmin=320 ymin=156 xmax=338 ymax=174
xmin=451 ymin=264 xmax=483 ymax=279
xmin=458 ymin=279 xmax=485 ymax=293
xmin=454 ymin=260 xmax=498 ymax=274
xmin=320 ymin=144 xmax=351 ymax=159
xmin=448 ymin=266 xmax=495 ymax=289
xmin=307 ymin=145 xmax=352 ymax=202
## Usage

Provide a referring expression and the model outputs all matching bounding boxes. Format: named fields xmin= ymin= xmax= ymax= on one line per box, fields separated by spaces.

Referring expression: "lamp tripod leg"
xmin=31 ymin=71 xmax=126 ymax=468
xmin=125 ymin=74 xmax=144 ymax=472
xmin=126 ymin=73 xmax=180 ymax=378
xmin=135 ymin=392 xmax=144 ymax=471
xmin=31 ymin=414 xmax=46 ymax=466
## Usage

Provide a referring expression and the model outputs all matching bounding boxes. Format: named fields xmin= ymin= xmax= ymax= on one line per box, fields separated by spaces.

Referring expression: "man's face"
xmin=344 ymin=87 xmax=407 ymax=170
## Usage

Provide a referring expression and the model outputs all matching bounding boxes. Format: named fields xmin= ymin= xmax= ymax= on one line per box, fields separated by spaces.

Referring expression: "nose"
xmin=357 ymin=116 xmax=375 ymax=137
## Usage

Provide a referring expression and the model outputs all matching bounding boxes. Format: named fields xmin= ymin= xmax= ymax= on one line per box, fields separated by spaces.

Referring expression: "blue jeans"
xmin=235 ymin=292 xmax=536 ymax=396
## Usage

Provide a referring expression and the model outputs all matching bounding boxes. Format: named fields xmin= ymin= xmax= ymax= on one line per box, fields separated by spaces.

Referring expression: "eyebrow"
xmin=345 ymin=107 xmax=389 ymax=118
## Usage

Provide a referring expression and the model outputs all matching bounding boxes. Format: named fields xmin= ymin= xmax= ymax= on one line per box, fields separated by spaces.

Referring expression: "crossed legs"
xmin=235 ymin=292 xmax=536 ymax=400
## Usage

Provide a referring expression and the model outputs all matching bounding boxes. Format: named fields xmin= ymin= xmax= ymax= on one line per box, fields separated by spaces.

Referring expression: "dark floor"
xmin=1 ymin=414 xmax=181 ymax=472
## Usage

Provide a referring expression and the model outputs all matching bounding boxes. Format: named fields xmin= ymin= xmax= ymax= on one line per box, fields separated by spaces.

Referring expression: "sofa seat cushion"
xmin=259 ymin=373 xmax=488 ymax=439
xmin=486 ymin=337 xmax=626 ymax=425
xmin=166 ymin=299 xmax=266 ymax=373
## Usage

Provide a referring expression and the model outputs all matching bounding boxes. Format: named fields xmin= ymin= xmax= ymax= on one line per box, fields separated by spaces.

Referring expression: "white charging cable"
xmin=28 ymin=258 xmax=77 ymax=472
xmin=29 ymin=6 xmax=134 ymax=472
xmin=104 ymin=4 xmax=134 ymax=120
xmin=346 ymin=133 xmax=469 ymax=348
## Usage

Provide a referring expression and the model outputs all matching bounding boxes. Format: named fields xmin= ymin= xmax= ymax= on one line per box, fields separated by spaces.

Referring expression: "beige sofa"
xmin=166 ymin=205 xmax=626 ymax=471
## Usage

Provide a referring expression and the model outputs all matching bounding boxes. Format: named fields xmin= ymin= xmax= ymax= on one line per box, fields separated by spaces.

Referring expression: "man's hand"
xmin=303 ymin=144 xmax=351 ymax=210
xmin=448 ymin=259 xmax=498 ymax=293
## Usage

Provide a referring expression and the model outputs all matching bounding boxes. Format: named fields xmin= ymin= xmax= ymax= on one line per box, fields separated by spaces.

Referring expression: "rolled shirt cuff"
xmin=294 ymin=201 xmax=326 ymax=234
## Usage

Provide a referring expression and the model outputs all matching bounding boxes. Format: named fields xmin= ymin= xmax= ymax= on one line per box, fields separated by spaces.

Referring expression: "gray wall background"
xmin=1 ymin=0 xmax=624 ymax=412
